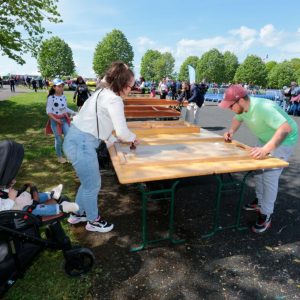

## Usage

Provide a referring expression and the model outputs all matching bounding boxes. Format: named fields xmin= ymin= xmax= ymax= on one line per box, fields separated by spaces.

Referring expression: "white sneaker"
xmin=58 ymin=157 xmax=67 ymax=164
xmin=85 ymin=217 xmax=114 ymax=233
xmin=60 ymin=201 xmax=79 ymax=214
xmin=67 ymin=213 xmax=87 ymax=224
xmin=51 ymin=184 xmax=63 ymax=200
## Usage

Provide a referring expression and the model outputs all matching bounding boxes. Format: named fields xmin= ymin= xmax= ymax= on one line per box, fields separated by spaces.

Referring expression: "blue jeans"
xmin=63 ymin=125 xmax=100 ymax=221
xmin=50 ymin=118 xmax=70 ymax=157
xmin=24 ymin=192 xmax=58 ymax=216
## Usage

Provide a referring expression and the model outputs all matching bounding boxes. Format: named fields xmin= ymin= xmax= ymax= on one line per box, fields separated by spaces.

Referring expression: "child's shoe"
xmin=58 ymin=157 xmax=67 ymax=164
xmin=51 ymin=184 xmax=63 ymax=200
xmin=60 ymin=201 xmax=79 ymax=214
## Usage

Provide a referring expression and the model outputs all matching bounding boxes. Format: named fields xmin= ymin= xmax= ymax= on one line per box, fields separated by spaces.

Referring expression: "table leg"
xmin=202 ymin=172 xmax=251 ymax=238
xmin=131 ymin=180 xmax=185 ymax=252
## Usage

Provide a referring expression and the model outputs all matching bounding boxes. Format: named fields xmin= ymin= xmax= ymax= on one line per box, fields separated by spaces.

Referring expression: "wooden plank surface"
xmin=124 ymin=98 xmax=186 ymax=106
xmin=127 ymin=120 xmax=200 ymax=135
xmin=114 ymin=140 xmax=252 ymax=167
xmin=109 ymin=140 xmax=289 ymax=184
xmin=125 ymin=107 xmax=180 ymax=118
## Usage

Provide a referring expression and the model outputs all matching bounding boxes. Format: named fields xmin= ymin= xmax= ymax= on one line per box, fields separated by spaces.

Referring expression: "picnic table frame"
xmin=108 ymin=121 xmax=289 ymax=251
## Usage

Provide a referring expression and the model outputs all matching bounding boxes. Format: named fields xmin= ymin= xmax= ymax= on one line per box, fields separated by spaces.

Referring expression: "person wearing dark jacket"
xmin=73 ymin=76 xmax=91 ymax=110
xmin=184 ymin=82 xmax=208 ymax=124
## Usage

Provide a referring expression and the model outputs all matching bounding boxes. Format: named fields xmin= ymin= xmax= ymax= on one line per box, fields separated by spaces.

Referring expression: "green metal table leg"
xmin=202 ymin=175 xmax=223 ymax=238
xmin=131 ymin=180 xmax=185 ymax=252
xmin=202 ymin=172 xmax=251 ymax=238
xmin=235 ymin=172 xmax=252 ymax=231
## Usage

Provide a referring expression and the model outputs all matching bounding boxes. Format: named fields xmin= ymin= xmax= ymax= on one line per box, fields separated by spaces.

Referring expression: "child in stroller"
xmin=0 ymin=140 xmax=95 ymax=296
xmin=0 ymin=181 xmax=79 ymax=216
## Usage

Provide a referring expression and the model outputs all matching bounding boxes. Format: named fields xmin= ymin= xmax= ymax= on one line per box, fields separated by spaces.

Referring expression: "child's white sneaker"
xmin=60 ymin=201 xmax=79 ymax=214
xmin=58 ymin=157 xmax=67 ymax=164
xmin=51 ymin=184 xmax=63 ymax=200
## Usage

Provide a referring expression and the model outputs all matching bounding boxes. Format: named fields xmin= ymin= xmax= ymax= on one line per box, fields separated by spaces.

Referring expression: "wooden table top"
xmin=109 ymin=122 xmax=289 ymax=184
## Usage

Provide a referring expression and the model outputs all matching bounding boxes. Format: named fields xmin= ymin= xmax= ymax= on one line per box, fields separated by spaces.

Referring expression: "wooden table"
xmin=124 ymin=98 xmax=187 ymax=106
xmin=124 ymin=105 xmax=180 ymax=119
xmin=108 ymin=121 xmax=289 ymax=250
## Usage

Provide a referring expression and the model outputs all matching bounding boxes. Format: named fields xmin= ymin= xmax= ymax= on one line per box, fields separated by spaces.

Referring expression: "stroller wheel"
xmin=64 ymin=247 xmax=95 ymax=276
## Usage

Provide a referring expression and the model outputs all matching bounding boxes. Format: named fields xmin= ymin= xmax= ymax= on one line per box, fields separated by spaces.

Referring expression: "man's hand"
xmin=224 ymin=131 xmax=233 ymax=143
xmin=249 ymin=147 xmax=269 ymax=159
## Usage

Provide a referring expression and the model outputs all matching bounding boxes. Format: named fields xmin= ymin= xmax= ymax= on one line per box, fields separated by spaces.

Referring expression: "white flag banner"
xmin=188 ymin=65 xmax=196 ymax=84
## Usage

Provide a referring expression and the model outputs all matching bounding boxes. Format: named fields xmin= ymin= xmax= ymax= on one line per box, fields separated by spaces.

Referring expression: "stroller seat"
xmin=0 ymin=140 xmax=95 ymax=296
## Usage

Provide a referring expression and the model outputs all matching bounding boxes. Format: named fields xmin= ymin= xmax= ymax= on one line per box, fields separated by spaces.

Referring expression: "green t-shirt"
xmin=234 ymin=97 xmax=298 ymax=146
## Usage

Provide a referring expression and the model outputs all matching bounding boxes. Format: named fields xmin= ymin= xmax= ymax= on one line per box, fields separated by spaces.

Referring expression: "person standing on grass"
xmin=219 ymin=84 xmax=298 ymax=233
xmin=63 ymin=61 xmax=139 ymax=233
xmin=73 ymin=76 xmax=91 ymax=111
xmin=46 ymin=78 xmax=75 ymax=164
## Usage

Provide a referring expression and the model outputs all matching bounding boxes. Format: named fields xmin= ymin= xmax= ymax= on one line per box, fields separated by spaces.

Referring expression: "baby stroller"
xmin=0 ymin=140 xmax=95 ymax=296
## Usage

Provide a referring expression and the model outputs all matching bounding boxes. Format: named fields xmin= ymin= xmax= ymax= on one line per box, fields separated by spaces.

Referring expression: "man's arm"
xmin=250 ymin=122 xmax=292 ymax=159
xmin=223 ymin=117 xmax=242 ymax=142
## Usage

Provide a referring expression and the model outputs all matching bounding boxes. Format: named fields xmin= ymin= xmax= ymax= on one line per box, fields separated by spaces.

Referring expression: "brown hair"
xmin=99 ymin=61 xmax=134 ymax=95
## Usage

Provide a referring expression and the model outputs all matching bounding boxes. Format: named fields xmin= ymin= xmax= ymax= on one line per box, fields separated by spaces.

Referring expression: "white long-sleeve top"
xmin=0 ymin=191 xmax=32 ymax=211
xmin=72 ymin=88 xmax=136 ymax=144
xmin=46 ymin=94 xmax=75 ymax=115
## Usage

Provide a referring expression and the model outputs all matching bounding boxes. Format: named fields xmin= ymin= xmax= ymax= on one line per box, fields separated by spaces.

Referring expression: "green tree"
xmin=196 ymin=48 xmax=225 ymax=83
xmin=37 ymin=36 xmax=75 ymax=78
xmin=234 ymin=55 xmax=267 ymax=87
xmin=265 ymin=61 xmax=278 ymax=74
xmin=290 ymin=58 xmax=300 ymax=72
xmin=140 ymin=50 xmax=162 ymax=80
xmin=153 ymin=52 xmax=175 ymax=81
xmin=268 ymin=61 xmax=296 ymax=88
xmin=0 ymin=0 xmax=61 ymax=65
xmin=93 ymin=29 xmax=134 ymax=77
xmin=178 ymin=56 xmax=199 ymax=81
xmin=223 ymin=51 xmax=239 ymax=83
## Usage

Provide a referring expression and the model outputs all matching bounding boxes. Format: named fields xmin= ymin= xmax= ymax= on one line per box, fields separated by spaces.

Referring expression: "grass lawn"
xmin=0 ymin=92 xmax=98 ymax=300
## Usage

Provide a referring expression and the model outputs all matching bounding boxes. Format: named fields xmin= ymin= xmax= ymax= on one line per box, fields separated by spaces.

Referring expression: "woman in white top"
xmin=46 ymin=78 xmax=75 ymax=163
xmin=63 ymin=61 xmax=138 ymax=233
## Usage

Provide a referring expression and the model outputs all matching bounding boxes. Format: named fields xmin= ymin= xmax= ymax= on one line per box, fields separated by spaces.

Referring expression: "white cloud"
xmin=259 ymin=24 xmax=283 ymax=47
xmin=229 ymin=26 xmax=257 ymax=40
xmin=136 ymin=36 xmax=156 ymax=52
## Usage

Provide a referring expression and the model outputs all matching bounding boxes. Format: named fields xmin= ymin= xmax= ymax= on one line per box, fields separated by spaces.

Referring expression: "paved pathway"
xmin=0 ymin=85 xmax=32 ymax=101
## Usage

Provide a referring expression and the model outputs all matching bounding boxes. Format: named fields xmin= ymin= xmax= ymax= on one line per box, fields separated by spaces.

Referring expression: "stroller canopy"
xmin=0 ymin=140 xmax=24 ymax=188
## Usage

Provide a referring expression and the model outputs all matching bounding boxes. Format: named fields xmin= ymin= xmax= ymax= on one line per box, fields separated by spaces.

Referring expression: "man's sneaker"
xmin=85 ymin=217 xmax=114 ymax=233
xmin=252 ymin=213 xmax=272 ymax=233
xmin=67 ymin=212 xmax=87 ymax=224
xmin=51 ymin=184 xmax=63 ymax=200
xmin=60 ymin=202 xmax=79 ymax=214
xmin=243 ymin=198 xmax=260 ymax=211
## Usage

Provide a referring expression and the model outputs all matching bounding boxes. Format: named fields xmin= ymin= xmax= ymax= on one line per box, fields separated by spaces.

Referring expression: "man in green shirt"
xmin=219 ymin=84 xmax=298 ymax=233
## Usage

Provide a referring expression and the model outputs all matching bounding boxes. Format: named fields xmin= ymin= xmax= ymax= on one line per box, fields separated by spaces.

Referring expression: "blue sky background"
xmin=1 ymin=0 xmax=299 ymax=78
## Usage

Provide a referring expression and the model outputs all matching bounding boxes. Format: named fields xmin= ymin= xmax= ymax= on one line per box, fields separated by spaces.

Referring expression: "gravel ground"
xmin=72 ymin=102 xmax=300 ymax=300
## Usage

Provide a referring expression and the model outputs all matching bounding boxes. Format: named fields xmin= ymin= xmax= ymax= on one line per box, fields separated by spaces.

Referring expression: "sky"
xmin=1 ymin=0 xmax=300 ymax=78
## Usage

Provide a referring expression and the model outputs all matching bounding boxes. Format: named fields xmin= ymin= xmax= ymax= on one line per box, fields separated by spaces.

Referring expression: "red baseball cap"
xmin=219 ymin=84 xmax=248 ymax=109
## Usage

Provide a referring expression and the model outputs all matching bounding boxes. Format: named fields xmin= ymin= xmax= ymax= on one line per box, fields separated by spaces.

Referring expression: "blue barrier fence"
xmin=205 ymin=92 xmax=278 ymax=103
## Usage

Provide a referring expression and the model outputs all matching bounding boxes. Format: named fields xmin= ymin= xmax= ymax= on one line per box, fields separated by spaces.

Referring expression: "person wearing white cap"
xmin=219 ymin=84 xmax=298 ymax=233
xmin=46 ymin=78 xmax=76 ymax=163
